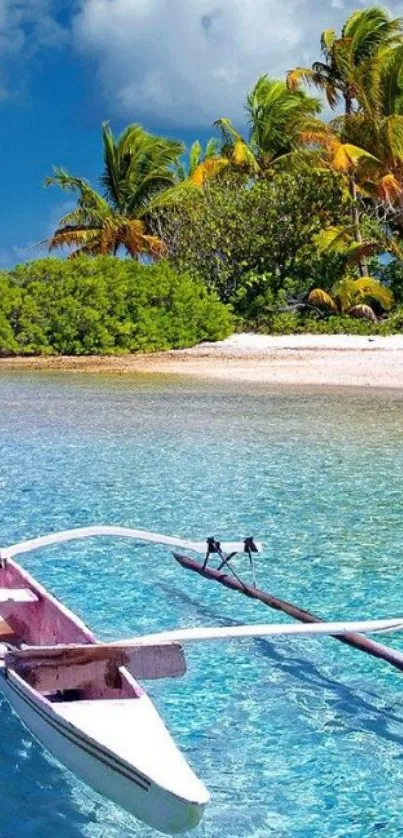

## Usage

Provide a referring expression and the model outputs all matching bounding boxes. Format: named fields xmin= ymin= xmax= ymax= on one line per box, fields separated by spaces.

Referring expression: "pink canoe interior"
xmin=0 ymin=559 xmax=143 ymax=702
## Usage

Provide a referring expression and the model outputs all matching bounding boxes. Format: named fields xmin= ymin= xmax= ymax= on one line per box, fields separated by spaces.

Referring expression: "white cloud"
xmin=72 ymin=0 xmax=396 ymax=128
xmin=0 ymin=200 xmax=75 ymax=269
xmin=0 ymin=0 xmax=68 ymax=98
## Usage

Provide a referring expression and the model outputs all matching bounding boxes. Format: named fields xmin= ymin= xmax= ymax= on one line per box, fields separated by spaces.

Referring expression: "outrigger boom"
xmin=6 ymin=617 xmax=403 ymax=665
xmin=0 ymin=525 xmax=262 ymax=562
xmin=174 ymin=551 xmax=403 ymax=674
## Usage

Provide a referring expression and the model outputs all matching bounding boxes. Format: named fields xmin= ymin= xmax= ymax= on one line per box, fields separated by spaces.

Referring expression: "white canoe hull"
xmin=0 ymin=669 xmax=207 ymax=834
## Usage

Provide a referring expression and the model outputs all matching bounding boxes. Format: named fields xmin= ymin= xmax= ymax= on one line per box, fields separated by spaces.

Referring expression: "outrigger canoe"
xmin=0 ymin=527 xmax=214 ymax=835
xmin=1 ymin=526 xmax=403 ymax=835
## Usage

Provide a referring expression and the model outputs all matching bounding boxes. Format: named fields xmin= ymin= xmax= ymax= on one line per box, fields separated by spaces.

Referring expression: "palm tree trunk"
xmin=349 ymin=174 xmax=368 ymax=277
xmin=345 ymin=92 xmax=368 ymax=277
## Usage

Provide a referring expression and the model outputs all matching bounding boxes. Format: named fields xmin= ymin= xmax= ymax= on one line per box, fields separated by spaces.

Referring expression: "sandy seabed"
xmin=1 ymin=334 xmax=403 ymax=390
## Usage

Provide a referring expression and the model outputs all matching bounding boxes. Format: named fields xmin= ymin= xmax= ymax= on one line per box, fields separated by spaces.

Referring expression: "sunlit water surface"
xmin=0 ymin=373 xmax=403 ymax=838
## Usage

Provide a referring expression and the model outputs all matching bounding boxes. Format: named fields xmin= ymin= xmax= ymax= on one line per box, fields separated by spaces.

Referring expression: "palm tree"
xmin=247 ymin=75 xmax=322 ymax=167
xmin=314 ymin=223 xmax=402 ymax=267
xmin=333 ymin=45 xmax=403 ymax=208
xmin=212 ymin=118 xmax=259 ymax=174
xmin=296 ymin=44 xmax=403 ymax=227
xmin=308 ymin=276 xmax=394 ymax=320
xmin=46 ymin=123 xmax=184 ymax=258
xmin=287 ymin=7 xmax=403 ymax=116
xmin=215 ymin=75 xmax=321 ymax=174
xmin=176 ymin=139 xmax=229 ymax=186
xmin=287 ymin=8 xmax=403 ymax=274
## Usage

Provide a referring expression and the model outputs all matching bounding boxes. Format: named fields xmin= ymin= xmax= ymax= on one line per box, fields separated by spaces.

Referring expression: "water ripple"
xmin=0 ymin=374 xmax=403 ymax=837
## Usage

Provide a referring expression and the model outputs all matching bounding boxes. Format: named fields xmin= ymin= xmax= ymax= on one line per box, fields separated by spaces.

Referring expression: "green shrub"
xmin=378 ymin=307 xmax=403 ymax=334
xmin=300 ymin=316 xmax=379 ymax=335
xmin=0 ymin=257 xmax=233 ymax=356
xmin=155 ymin=170 xmax=351 ymax=306
xmin=0 ymin=275 xmax=21 ymax=355
xmin=378 ymin=260 xmax=403 ymax=305
xmin=256 ymin=312 xmax=382 ymax=335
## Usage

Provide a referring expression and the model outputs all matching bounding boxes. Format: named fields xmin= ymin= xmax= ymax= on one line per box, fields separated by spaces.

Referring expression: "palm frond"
xmin=332 ymin=276 xmax=393 ymax=312
xmin=353 ymin=277 xmax=394 ymax=309
xmin=46 ymin=169 xmax=110 ymax=214
xmin=101 ymin=122 xmax=121 ymax=207
xmin=380 ymin=44 xmax=403 ymax=116
xmin=145 ymin=181 xmax=201 ymax=213
xmin=344 ymin=8 xmax=403 ymax=65
xmin=287 ymin=63 xmax=340 ymax=108
xmin=205 ymin=138 xmax=220 ymax=158
xmin=321 ymin=28 xmax=337 ymax=59
xmin=233 ymin=140 xmax=258 ymax=169
xmin=348 ymin=303 xmax=378 ymax=321
xmin=378 ymin=172 xmax=403 ymax=201
xmin=190 ymin=157 xmax=229 ymax=186
xmin=332 ymin=277 xmax=358 ymax=312
xmin=214 ymin=117 xmax=245 ymax=146
xmin=188 ymin=141 xmax=203 ymax=176
xmin=333 ymin=142 xmax=379 ymax=171
xmin=246 ymin=75 xmax=322 ymax=163
xmin=384 ymin=113 xmax=403 ymax=161
xmin=286 ymin=68 xmax=318 ymax=91
xmin=307 ymin=288 xmax=337 ymax=310
xmin=47 ymin=225 xmax=101 ymax=252
xmin=314 ymin=227 xmax=383 ymax=265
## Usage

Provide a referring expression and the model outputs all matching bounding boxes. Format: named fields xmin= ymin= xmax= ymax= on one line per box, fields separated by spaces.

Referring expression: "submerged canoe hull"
xmin=0 ymin=668 xmax=207 ymax=834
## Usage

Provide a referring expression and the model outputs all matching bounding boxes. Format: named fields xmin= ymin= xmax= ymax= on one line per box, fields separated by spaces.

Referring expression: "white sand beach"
xmin=1 ymin=334 xmax=403 ymax=390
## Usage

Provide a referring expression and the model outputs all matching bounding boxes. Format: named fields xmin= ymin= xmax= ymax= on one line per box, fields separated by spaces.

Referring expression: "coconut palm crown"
xmin=287 ymin=7 xmax=403 ymax=115
xmin=45 ymin=123 xmax=184 ymax=258
xmin=215 ymin=75 xmax=321 ymax=174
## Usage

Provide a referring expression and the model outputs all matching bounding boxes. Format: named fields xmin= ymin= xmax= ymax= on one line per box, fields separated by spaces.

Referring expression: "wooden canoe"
xmin=0 ymin=549 xmax=208 ymax=834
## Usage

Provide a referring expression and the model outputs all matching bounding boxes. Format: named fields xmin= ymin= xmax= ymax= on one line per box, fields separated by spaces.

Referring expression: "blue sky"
xmin=1 ymin=0 xmax=382 ymax=268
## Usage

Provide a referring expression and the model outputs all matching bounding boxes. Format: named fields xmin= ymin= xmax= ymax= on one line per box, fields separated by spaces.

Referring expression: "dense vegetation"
xmin=154 ymin=170 xmax=351 ymax=313
xmin=0 ymin=259 xmax=232 ymax=355
xmin=4 ymin=5 xmax=403 ymax=353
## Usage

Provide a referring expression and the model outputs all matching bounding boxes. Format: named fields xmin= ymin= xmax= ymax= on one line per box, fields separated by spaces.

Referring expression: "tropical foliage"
xmin=176 ymin=139 xmax=228 ymax=186
xmin=214 ymin=75 xmax=321 ymax=174
xmin=39 ymin=5 xmax=403 ymax=341
xmin=45 ymin=124 xmax=183 ymax=257
xmin=252 ymin=309 xmax=403 ymax=335
xmin=308 ymin=277 xmax=394 ymax=320
xmin=0 ymin=258 xmax=232 ymax=355
xmin=287 ymin=7 xmax=403 ymax=115
xmin=153 ymin=170 xmax=350 ymax=307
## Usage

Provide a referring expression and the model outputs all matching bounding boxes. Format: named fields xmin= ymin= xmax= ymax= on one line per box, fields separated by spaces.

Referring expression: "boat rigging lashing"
xmin=243 ymin=537 xmax=259 ymax=588
xmin=203 ymin=536 xmax=259 ymax=588
xmin=203 ymin=537 xmax=224 ymax=569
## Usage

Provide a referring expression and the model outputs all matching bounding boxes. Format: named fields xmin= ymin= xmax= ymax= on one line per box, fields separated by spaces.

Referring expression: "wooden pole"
xmin=5 ymin=643 xmax=187 ymax=683
xmin=173 ymin=553 xmax=403 ymax=673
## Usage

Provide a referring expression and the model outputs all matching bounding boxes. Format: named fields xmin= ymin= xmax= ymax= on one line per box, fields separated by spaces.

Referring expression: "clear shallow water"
xmin=0 ymin=373 xmax=403 ymax=838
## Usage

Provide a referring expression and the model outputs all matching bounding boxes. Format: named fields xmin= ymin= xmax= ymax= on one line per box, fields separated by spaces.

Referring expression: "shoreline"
xmin=1 ymin=335 xmax=403 ymax=390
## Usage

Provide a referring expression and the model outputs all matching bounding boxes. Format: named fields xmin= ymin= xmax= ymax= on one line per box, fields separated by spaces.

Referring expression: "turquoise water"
xmin=1 ymin=373 xmax=403 ymax=838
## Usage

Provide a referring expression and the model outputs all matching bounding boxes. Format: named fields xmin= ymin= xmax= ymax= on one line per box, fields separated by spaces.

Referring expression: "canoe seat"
xmin=0 ymin=617 xmax=15 ymax=638
xmin=0 ymin=588 xmax=38 ymax=604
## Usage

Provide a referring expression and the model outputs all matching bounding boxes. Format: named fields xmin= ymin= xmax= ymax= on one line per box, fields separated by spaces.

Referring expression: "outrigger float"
xmin=0 ymin=526 xmax=402 ymax=834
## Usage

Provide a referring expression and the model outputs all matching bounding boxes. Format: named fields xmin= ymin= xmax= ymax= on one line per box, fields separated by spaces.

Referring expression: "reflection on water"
xmin=0 ymin=373 xmax=403 ymax=837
